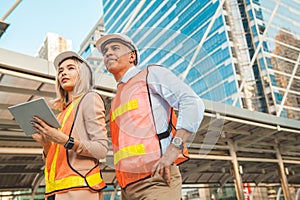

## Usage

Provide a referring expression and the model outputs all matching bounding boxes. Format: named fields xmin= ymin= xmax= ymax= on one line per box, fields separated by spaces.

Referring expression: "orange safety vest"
xmin=44 ymin=96 xmax=106 ymax=197
xmin=110 ymin=66 xmax=189 ymax=189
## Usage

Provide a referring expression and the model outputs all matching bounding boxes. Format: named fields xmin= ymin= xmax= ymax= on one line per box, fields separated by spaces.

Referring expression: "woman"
xmin=32 ymin=51 xmax=108 ymax=200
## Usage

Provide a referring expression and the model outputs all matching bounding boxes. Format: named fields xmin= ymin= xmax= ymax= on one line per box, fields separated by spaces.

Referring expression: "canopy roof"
xmin=0 ymin=48 xmax=299 ymax=193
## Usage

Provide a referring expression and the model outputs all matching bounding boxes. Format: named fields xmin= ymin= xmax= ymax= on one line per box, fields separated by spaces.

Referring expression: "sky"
xmin=0 ymin=0 xmax=103 ymax=57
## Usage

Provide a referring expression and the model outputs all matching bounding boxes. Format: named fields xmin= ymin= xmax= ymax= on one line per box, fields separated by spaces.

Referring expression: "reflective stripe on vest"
xmin=114 ymin=144 xmax=146 ymax=165
xmin=44 ymin=97 xmax=105 ymax=195
xmin=110 ymin=66 xmax=189 ymax=188
xmin=111 ymin=99 xmax=138 ymax=122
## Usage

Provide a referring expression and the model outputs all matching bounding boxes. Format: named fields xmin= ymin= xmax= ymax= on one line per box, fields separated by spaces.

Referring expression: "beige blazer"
xmin=68 ymin=91 xmax=108 ymax=174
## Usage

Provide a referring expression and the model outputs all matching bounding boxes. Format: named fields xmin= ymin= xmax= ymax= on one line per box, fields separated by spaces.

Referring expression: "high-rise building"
xmin=241 ymin=0 xmax=300 ymax=119
xmin=78 ymin=17 xmax=106 ymax=73
xmin=37 ymin=32 xmax=72 ymax=62
xmin=101 ymin=0 xmax=300 ymax=120
xmin=271 ymin=31 xmax=300 ymax=119
xmin=78 ymin=16 xmax=117 ymax=91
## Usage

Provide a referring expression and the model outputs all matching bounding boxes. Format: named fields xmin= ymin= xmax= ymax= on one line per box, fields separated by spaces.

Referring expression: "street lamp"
xmin=0 ymin=20 xmax=10 ymax=38
xmin=0 ymin=0 xmax=22 ymax=38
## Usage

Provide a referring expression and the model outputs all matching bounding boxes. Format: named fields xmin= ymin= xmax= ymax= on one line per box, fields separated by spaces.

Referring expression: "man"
xmin=96 ymin=33 xmax=205 ymax=200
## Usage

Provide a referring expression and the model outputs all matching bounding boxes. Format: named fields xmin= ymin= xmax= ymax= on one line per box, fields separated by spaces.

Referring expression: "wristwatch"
xmin=64 ymin=136 xmax=74 ymax=149
xmin=171 ymin=136 xmax=184 ymax=150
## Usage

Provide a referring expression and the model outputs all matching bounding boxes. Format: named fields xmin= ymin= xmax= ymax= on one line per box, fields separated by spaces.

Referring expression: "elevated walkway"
xmin=1 ymin=48 xmax=300 ymax=199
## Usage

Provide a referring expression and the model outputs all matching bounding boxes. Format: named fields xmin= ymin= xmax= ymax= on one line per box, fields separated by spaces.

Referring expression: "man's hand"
xmin=152 ymin=144 xmax=179 ymax=184
xmin=151 ymin=129 xmax=192 ymax=183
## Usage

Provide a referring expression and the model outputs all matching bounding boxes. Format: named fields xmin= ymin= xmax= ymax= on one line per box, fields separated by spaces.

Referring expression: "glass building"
xmin=78 ymin=17 xmax=106 ymax=73
xmin=101 ymin=0 xmax=300 ymax=120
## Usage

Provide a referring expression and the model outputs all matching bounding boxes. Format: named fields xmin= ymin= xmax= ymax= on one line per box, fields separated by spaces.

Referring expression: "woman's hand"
xmin=31 ymin=116 xmax=68 ymax=146
xmin=31 ymin=132 xmax=51 ymax=150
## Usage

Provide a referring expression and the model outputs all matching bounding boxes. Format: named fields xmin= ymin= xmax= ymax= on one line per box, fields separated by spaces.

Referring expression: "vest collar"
xmin=118 ymin=66 xmax=141 ymax=85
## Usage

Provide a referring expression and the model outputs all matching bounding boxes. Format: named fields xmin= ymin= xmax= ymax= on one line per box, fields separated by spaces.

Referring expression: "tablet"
xmin=8 ymin=97 xmax=61 ymax=135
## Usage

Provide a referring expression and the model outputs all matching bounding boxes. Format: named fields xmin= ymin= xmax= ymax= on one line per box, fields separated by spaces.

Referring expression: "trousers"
xmin=121 ymin=165 xmax=182 ymax=200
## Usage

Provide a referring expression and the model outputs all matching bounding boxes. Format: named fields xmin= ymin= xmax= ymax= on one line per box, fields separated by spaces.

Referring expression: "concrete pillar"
xmin=275 ymin=146 xmax=291 ymax=200
xmin=228 ymin=140 xmax=245 ymax=200
xmin=30 ymin=172 xmax=44 ymax=200
xmin=198 ymin=185 xmax=211 ymax=200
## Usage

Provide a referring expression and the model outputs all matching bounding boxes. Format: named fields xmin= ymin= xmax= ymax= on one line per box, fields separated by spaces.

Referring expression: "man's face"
xmin=102 ymin=42 xmax=135 ymax=74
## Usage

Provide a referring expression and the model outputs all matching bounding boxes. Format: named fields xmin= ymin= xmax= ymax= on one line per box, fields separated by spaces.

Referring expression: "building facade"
xmin=78 ymin=16 xmax=117 ymax=92
xmin=242 ymin=0 xmax=300 ymax=119
xmin=101 ymin=0 xmax=300 ymax=120
xmin=37 ymin=32 xmax=72 ymax=62
xmin=78 ymin=17 xmax=106 ymax=73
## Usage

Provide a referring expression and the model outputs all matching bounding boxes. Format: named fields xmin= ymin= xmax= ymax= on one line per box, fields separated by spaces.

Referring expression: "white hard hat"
xmin=53 ymin=51 xmax=94 ymax=84
xmin=96 ymin=33 xmax=139 ymax=65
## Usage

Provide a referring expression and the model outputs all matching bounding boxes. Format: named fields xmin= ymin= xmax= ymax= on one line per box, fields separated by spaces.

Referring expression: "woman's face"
xmin=57 ymin=58 xmax=79 ymax=92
